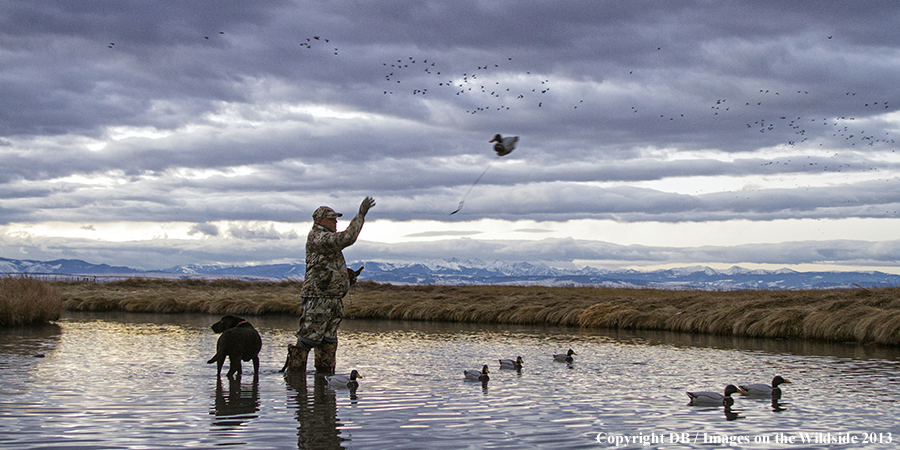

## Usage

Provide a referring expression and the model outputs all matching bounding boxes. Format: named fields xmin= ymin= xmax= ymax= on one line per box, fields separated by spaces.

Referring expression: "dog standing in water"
xmin=207 ymin=315 xmax=262 ymax=380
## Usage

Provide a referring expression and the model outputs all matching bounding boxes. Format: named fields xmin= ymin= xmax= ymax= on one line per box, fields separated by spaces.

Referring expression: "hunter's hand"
xmin=359 ymin=196 xmax=376 ymax=216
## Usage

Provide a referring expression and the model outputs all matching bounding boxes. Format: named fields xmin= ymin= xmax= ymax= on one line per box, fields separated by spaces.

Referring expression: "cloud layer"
xmin=2 ymin=1 xmax=900 ymax=271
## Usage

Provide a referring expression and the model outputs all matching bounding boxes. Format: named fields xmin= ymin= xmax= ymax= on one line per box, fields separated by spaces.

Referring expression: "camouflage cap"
xmin=313 ymin=206 xmax=342 ymax=221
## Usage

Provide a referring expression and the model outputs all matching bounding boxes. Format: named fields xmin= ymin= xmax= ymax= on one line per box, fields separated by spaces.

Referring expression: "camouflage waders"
xmin=286 ymin=198 xmax=372 ymax=378
xmin=314 ymin=341 xmax=338 ymax=375
xmin=282 ymin=343 xmax=309 ymax=374
xmin=282 ymin=295 xmax=342 ymax=375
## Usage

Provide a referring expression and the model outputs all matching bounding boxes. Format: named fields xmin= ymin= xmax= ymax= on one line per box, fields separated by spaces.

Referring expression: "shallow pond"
xmin=1 ymin=311 xmax=898 ymax=449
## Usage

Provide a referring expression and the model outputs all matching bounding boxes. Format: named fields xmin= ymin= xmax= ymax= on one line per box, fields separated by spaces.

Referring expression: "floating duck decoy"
xmin=553 ymin=349 xmax=576 ymax=363
xmin=464 ymin=365 xmax=490 ymax=381
xmin=740 ymin=376 xmax=790 ymax=398
xmin=499 ymin=356 xmax=523 ymax=370
xmin=326 ymin=370 xmax=363 ymax=389
xmin=490 ymin=134 xmax=518 ymax=156
xmin=687 ymin=385 xmax=746 ymax=407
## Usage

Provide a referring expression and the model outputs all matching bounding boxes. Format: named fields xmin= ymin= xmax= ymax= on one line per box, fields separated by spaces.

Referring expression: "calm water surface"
xmin=0 ymin=311 xmax=898 ymax=449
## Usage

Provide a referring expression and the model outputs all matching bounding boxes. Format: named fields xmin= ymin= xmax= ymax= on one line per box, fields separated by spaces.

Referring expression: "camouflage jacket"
xmin=300 ymin=212 xmax=365 ymax=298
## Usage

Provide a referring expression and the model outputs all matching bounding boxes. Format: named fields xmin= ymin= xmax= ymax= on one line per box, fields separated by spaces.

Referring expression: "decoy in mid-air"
xmin=449 ymin=134 xmax=519 ymax=215
xmin=490 ymin=134 xmax=518 ymax=156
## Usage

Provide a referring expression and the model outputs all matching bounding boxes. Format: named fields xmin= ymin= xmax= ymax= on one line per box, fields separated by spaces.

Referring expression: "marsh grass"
xmin=1 ymin=276 xmax=62 ymax=326
xmin=55 ymin=279 xmax=900 ymax=345
xmin=59 ymin=278 xmax=305 ymax=315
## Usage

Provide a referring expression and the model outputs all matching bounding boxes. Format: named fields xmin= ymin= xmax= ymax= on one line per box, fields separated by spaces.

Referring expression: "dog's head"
xmin=210 ymin=315 xmax=249 ymax=333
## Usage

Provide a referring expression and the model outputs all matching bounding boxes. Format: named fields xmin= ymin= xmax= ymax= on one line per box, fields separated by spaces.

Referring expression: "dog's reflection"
xmin=286 ymin=374 xmax=345 ymax=450
xmin=211 ymin=377 xmax=260 ymax=428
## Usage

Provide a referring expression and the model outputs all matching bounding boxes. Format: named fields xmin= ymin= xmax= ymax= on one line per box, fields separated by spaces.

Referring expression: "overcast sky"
xmin=3 ymin=1 xmax=900 ymax=273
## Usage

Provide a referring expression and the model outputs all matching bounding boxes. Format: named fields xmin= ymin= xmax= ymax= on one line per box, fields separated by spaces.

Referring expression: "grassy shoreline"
xmin=51 ymin=278 xmax=900 ymax=345
xmin=1 ymin=276 xmax=62 ymax=326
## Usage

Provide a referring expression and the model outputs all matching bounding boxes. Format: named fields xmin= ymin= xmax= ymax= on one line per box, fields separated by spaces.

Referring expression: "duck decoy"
xmin=450 ymin=134 xmax=519 ymax=215
xmin=553 ymin=349 xmax=576 ymax=363
xmin=687 ymin=384 xmax=746 ymax=406
xmin=499 ymin=356 xmax=523 ymax=370
xmin=739 ymin=376 xmax=790 ymax=398
xmin=490 ymin=134 xmax=518 ymax=156
xmin=326 ymin=370 xmax=363 ymax=389
xmin=464 ymin=365 xmax=490 ymax=381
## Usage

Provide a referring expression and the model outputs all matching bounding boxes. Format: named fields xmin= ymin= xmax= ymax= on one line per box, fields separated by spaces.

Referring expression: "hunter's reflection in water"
xmin=286 ymin=374 xmax=344 ymax=450
xmin=211 ymin=377 xmax=260 ymax=428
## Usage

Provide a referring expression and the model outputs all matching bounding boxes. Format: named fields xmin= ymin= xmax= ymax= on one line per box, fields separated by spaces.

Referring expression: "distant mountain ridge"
xmin=0 ymin=257 xmax=137 ymax=275
xmin=3 ymin=256 xmax=900 ymax=290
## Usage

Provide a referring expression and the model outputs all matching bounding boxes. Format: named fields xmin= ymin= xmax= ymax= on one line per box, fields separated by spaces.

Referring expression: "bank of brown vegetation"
xmin=59 ymin=278 xmax=305 ymax=315
xmin=1 ymin=276 xmax=62 ymax=326
xmin=55 ymin=278 xmax=900 ymax=345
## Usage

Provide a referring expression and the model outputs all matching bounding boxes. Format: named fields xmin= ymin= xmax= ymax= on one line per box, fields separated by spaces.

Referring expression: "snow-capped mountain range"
xmin=2 ymin=256 xmax=900 ymax=290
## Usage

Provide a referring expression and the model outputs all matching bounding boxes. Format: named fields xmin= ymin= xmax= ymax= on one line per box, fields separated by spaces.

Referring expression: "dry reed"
xmin=1 ymin=276 xmax=62 ymax=326
xmin=54 ymin=279 xmax=900 ymax=345
xmin=59 ymin=278 xmax=305 ymax=316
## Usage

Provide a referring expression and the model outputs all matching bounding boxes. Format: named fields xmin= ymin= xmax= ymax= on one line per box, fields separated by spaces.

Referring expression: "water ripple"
xmin=0 ymin=312 xmax=898 ymax=449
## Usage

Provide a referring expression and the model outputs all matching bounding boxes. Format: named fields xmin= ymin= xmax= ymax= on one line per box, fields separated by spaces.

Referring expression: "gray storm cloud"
xmin=2 ymin=1 xmax=900 ymax=270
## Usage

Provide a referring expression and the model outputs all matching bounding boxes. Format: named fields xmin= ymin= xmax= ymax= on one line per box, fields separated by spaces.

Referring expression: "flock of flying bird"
xmin=375 ymin=43 xmax=898 ymax=215
xmin=376 ymin=52 xmax=897 ymax=205
xmin=381 ymin=56 xmax=582 ymax=113
xmin=105 ymin=32 xmax=893 ymax=157
xmin=703 ymin=90 xmax=895 ymax=151
xmin=101 ymin=31 xmax=898 ymax=218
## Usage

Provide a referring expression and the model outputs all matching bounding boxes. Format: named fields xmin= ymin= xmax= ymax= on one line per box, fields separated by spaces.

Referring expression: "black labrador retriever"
xmin=207 ymin=315 xmax=262 ymax=380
